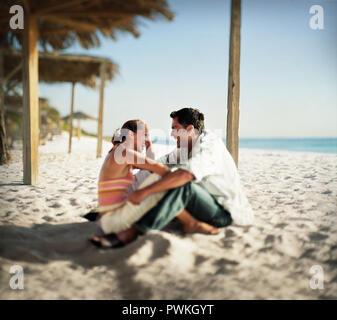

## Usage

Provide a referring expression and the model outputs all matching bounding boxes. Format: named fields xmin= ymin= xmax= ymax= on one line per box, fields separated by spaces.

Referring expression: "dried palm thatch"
xmin=0 ymin=0 xmax=174 ymax=50
xmin=3 ymin=49 xmax=118 ymax=88
xmin=62 ymin=111 xmax=97 ymax=121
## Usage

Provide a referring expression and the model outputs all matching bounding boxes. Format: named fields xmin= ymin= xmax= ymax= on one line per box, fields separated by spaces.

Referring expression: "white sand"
xmin=0 ymin=133 xmax=336 ymax=300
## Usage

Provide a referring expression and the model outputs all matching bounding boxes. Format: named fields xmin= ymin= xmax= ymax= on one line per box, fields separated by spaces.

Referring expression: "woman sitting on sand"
xmin=89 ymin=119 xmax=219 ymax=248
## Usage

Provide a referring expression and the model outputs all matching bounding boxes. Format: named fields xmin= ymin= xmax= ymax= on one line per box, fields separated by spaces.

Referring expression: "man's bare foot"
xmin=182 ymin=221 xmax=220 ymax=234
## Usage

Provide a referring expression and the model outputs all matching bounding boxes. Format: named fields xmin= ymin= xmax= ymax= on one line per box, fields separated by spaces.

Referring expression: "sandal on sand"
xmin=81 ymin=209 xmax=99 ymax=222
xmin=90 ymin=234 xmax=125 ymax=249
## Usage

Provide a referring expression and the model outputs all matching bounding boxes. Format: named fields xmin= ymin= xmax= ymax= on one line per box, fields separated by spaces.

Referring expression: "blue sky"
xmin=38 ymin=0 xmax=337 ymax=138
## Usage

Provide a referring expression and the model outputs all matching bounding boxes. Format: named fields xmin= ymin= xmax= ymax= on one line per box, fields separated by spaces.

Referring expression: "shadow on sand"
xmin=0 ymin=220 xmax=181 ymax=299
xmin=0 ymin=182 xmax=24 ymax=187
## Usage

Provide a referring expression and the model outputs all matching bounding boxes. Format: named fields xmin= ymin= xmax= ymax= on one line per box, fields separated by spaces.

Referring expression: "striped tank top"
xmin=97 ymin=176 xmax=134 ymax=213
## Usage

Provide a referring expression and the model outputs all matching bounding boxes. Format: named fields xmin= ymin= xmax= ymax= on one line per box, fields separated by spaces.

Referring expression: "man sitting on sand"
xmin=93 ymin=107 xmax=254 ymax=248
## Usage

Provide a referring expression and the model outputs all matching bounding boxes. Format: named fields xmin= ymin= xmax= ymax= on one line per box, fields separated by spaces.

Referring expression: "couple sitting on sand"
xmin=83 ymin=107 xmax=254 ymax=248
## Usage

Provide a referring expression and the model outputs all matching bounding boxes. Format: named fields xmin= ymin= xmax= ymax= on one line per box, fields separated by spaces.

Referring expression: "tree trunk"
xmin=226 ymin=0 xmax=241 ymax=167
xmin=0 ymin=105 xmax=11 ymax=165
xmin=0 ymin=49 xmax=11 ymax=165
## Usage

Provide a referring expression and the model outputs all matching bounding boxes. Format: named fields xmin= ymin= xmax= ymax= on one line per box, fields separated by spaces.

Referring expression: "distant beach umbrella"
xmin=62 ymin=111 xmax=97 ymax=142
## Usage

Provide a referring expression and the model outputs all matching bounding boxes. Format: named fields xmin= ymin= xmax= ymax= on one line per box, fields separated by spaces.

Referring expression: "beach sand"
xmin=0 ymin=132 xmax=336 ymax=299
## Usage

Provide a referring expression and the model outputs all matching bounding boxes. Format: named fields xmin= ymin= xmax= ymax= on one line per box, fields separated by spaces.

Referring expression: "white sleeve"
xmin=179 ymin=148 xmax=220 ymax=183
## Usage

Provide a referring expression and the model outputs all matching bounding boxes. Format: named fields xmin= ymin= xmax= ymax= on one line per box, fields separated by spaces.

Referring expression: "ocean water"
xmin=153 ymin=137 xmax=337 ymax=154
xmin=235 ymin=138 xmax=337 ymax=154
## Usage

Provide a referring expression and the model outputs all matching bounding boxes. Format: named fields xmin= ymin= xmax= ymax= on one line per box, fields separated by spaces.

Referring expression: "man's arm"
xmin=128 ymin=169 xmax=194 ymax=205
xmin=130 ymin=148 xmax=175 ymax=193
xmin=125 ymin=149 xmax=169 ymax=177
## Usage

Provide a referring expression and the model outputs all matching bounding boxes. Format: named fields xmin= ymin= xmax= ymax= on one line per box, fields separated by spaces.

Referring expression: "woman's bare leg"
xmin=176 ymin=209 xmax=220 ymax=234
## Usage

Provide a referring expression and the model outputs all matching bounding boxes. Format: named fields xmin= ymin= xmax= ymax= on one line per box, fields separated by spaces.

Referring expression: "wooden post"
xmin=97 ymin=61 xmax=106 ymax=158
xmin=22 ymin=15 xmax=39 ymax=184
xmin=226 ymin=0 xmax=241 ymax=167
xmin=77 ymin=118 xmax=81 ymax=140
xmin=0 ymin=49 xmax=11 ymax=165
xmin=68 ymin=82 xmax=75 ymax=153
xmin=39 ymin=99 xmax=41 ymax=143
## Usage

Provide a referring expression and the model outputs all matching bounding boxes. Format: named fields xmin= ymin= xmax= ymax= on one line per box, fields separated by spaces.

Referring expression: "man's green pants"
xmin=134 ymin=182 xmax=232 ymax=233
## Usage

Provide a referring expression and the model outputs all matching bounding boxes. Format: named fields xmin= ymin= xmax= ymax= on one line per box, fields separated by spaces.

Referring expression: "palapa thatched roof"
xmin=0 ymin=0 xmax=173 ymax=50
xmin=2 ymin=49 xmax=118 ymax=88
xmin=62 ymin=111 xmax=97 ymax=121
